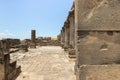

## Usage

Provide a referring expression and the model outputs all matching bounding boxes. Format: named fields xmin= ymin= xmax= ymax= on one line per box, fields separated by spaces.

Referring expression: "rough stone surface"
xmin=0 ymin=39 xmax=21 ymax=80
xmin=6 ymin=38 xmax=21 ymax=48
xmin=36 ymin=37 xmax=61 ymax=46
xmin=76 ymin=65 xmax=120 ymax=80
xmin=74 ymin=1 xmax=120 ymax=79
xmin=77 ymin=31 xmax=120 ymax=65
xmin=75 ymin=0 xmax=120 ymax=30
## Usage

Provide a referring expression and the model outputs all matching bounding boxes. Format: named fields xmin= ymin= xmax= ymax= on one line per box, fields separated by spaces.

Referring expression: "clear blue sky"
xmin=0 ymin=0 xmax=73 ymax=40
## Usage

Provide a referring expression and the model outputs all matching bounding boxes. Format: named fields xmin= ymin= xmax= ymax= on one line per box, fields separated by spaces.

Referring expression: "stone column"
xmin=68 ymin=7 xmax=76 ymax=58
xmin=64 ymin=21 xmax=70 ymax=50
xmin=30 ymin=30 xmax=36 ymax=48
xmin=60 ymin=29 xmax=63 ymax=47
xmin=64 ymin=23 xmax=67 ymax=49
xmin=62 ymin=27 xmax=65 ymax=46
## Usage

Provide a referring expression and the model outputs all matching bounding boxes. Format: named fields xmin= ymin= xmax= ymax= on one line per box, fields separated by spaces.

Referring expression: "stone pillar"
xmin=30 ymin=30 xmax=36 ymax=48
xmin=64 ymin=21 xmax=70 ymax=51
xmin=68 ymin=6 xmax=76 ymax=58
xmin=62 ymin=27 xmax=65 ymax=47
xmin=60 ymin=29 xmax=64 ymax=47
xmin=0 ymin=39 xmax=21 ymax=80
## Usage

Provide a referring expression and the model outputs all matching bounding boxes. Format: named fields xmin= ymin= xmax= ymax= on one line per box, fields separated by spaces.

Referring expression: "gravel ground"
xmin=14 ymin=46 xmax=76 ymax=80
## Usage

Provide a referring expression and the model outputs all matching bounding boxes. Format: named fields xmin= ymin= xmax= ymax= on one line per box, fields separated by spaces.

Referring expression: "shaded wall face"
xmin=0 ymin=64 xmax=5 ymax=80
xmin=0 ymin=44 xmax=5 ymax=80
xmin=67 ymin=26 xmax=70 ymax=47
xmin=77 ymin=31 xmax=120 ymax=65
xmin=75 ymin=0 xmax=120 ymax=30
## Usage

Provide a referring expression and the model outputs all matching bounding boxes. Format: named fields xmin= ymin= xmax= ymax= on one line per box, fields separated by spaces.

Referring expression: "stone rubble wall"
xmin=0 ymin=39 xmax=21 ymax=80
xmin=36 ymin=37 xmax=61 ymax=46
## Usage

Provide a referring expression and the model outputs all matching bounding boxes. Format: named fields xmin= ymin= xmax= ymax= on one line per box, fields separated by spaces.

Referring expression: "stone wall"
xmin=0 ymin=39 xmax=21 ymax=80
xmin=4 ymin=38 xmax=21 ymax=48
xmin=75 ymin=0 xmax=120 ymax=30
xmin=74 ymin=0 xmax=120 ymax=80
xmin=36 ymin=37 xmax=61 ymax=46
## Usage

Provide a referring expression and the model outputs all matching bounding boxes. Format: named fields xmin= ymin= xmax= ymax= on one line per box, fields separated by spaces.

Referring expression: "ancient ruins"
xmin=30 ymin=30 xmax=36 ymax=48
xmin=61 ymin=3 xmax=76 ymax=58
xmin=1 ymin=0 xmax=120 ymax=80
xmin=0 ymin=39 xmax=21 ymax=80
xmin=60 ymin=0 xmax=120 ymax=80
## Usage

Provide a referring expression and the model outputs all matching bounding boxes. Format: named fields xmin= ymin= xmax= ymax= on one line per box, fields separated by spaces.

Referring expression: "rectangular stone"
xmin=75 ymin=0 xmax=120 ymax=30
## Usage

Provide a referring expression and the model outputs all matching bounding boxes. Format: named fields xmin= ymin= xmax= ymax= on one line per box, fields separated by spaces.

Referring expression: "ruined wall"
xmin=0 ymin=39 xmax=21 ymax=80
xmin=75 ymin=0 xmax=120 ymax=80
xmin=5 ymin=39 xmax=21 ymax=48
xmin=36 ymin=37 xmax=61 ymax=46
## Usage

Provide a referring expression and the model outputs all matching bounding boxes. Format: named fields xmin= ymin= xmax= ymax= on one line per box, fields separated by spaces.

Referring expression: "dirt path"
xmin=16 ymin=46 xmax=76 ymax=80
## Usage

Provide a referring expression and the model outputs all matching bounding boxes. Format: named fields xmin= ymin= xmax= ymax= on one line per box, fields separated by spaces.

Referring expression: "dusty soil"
xmin=13 ymin=46 xmax=76 ymax=80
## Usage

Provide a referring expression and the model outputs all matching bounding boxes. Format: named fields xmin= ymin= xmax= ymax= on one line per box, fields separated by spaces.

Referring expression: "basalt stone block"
xmin=75 ymin=0 xmax=120 ymax=30
xmin=77 ymin=31 xmax=120 ymax=65
xmin=0 ymin=64 xmax=5 ymax=80
xmin=0 ymin=40 xmax=21 ymax=80
xmin=77 ymin=65 xmax=120 ymax=80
